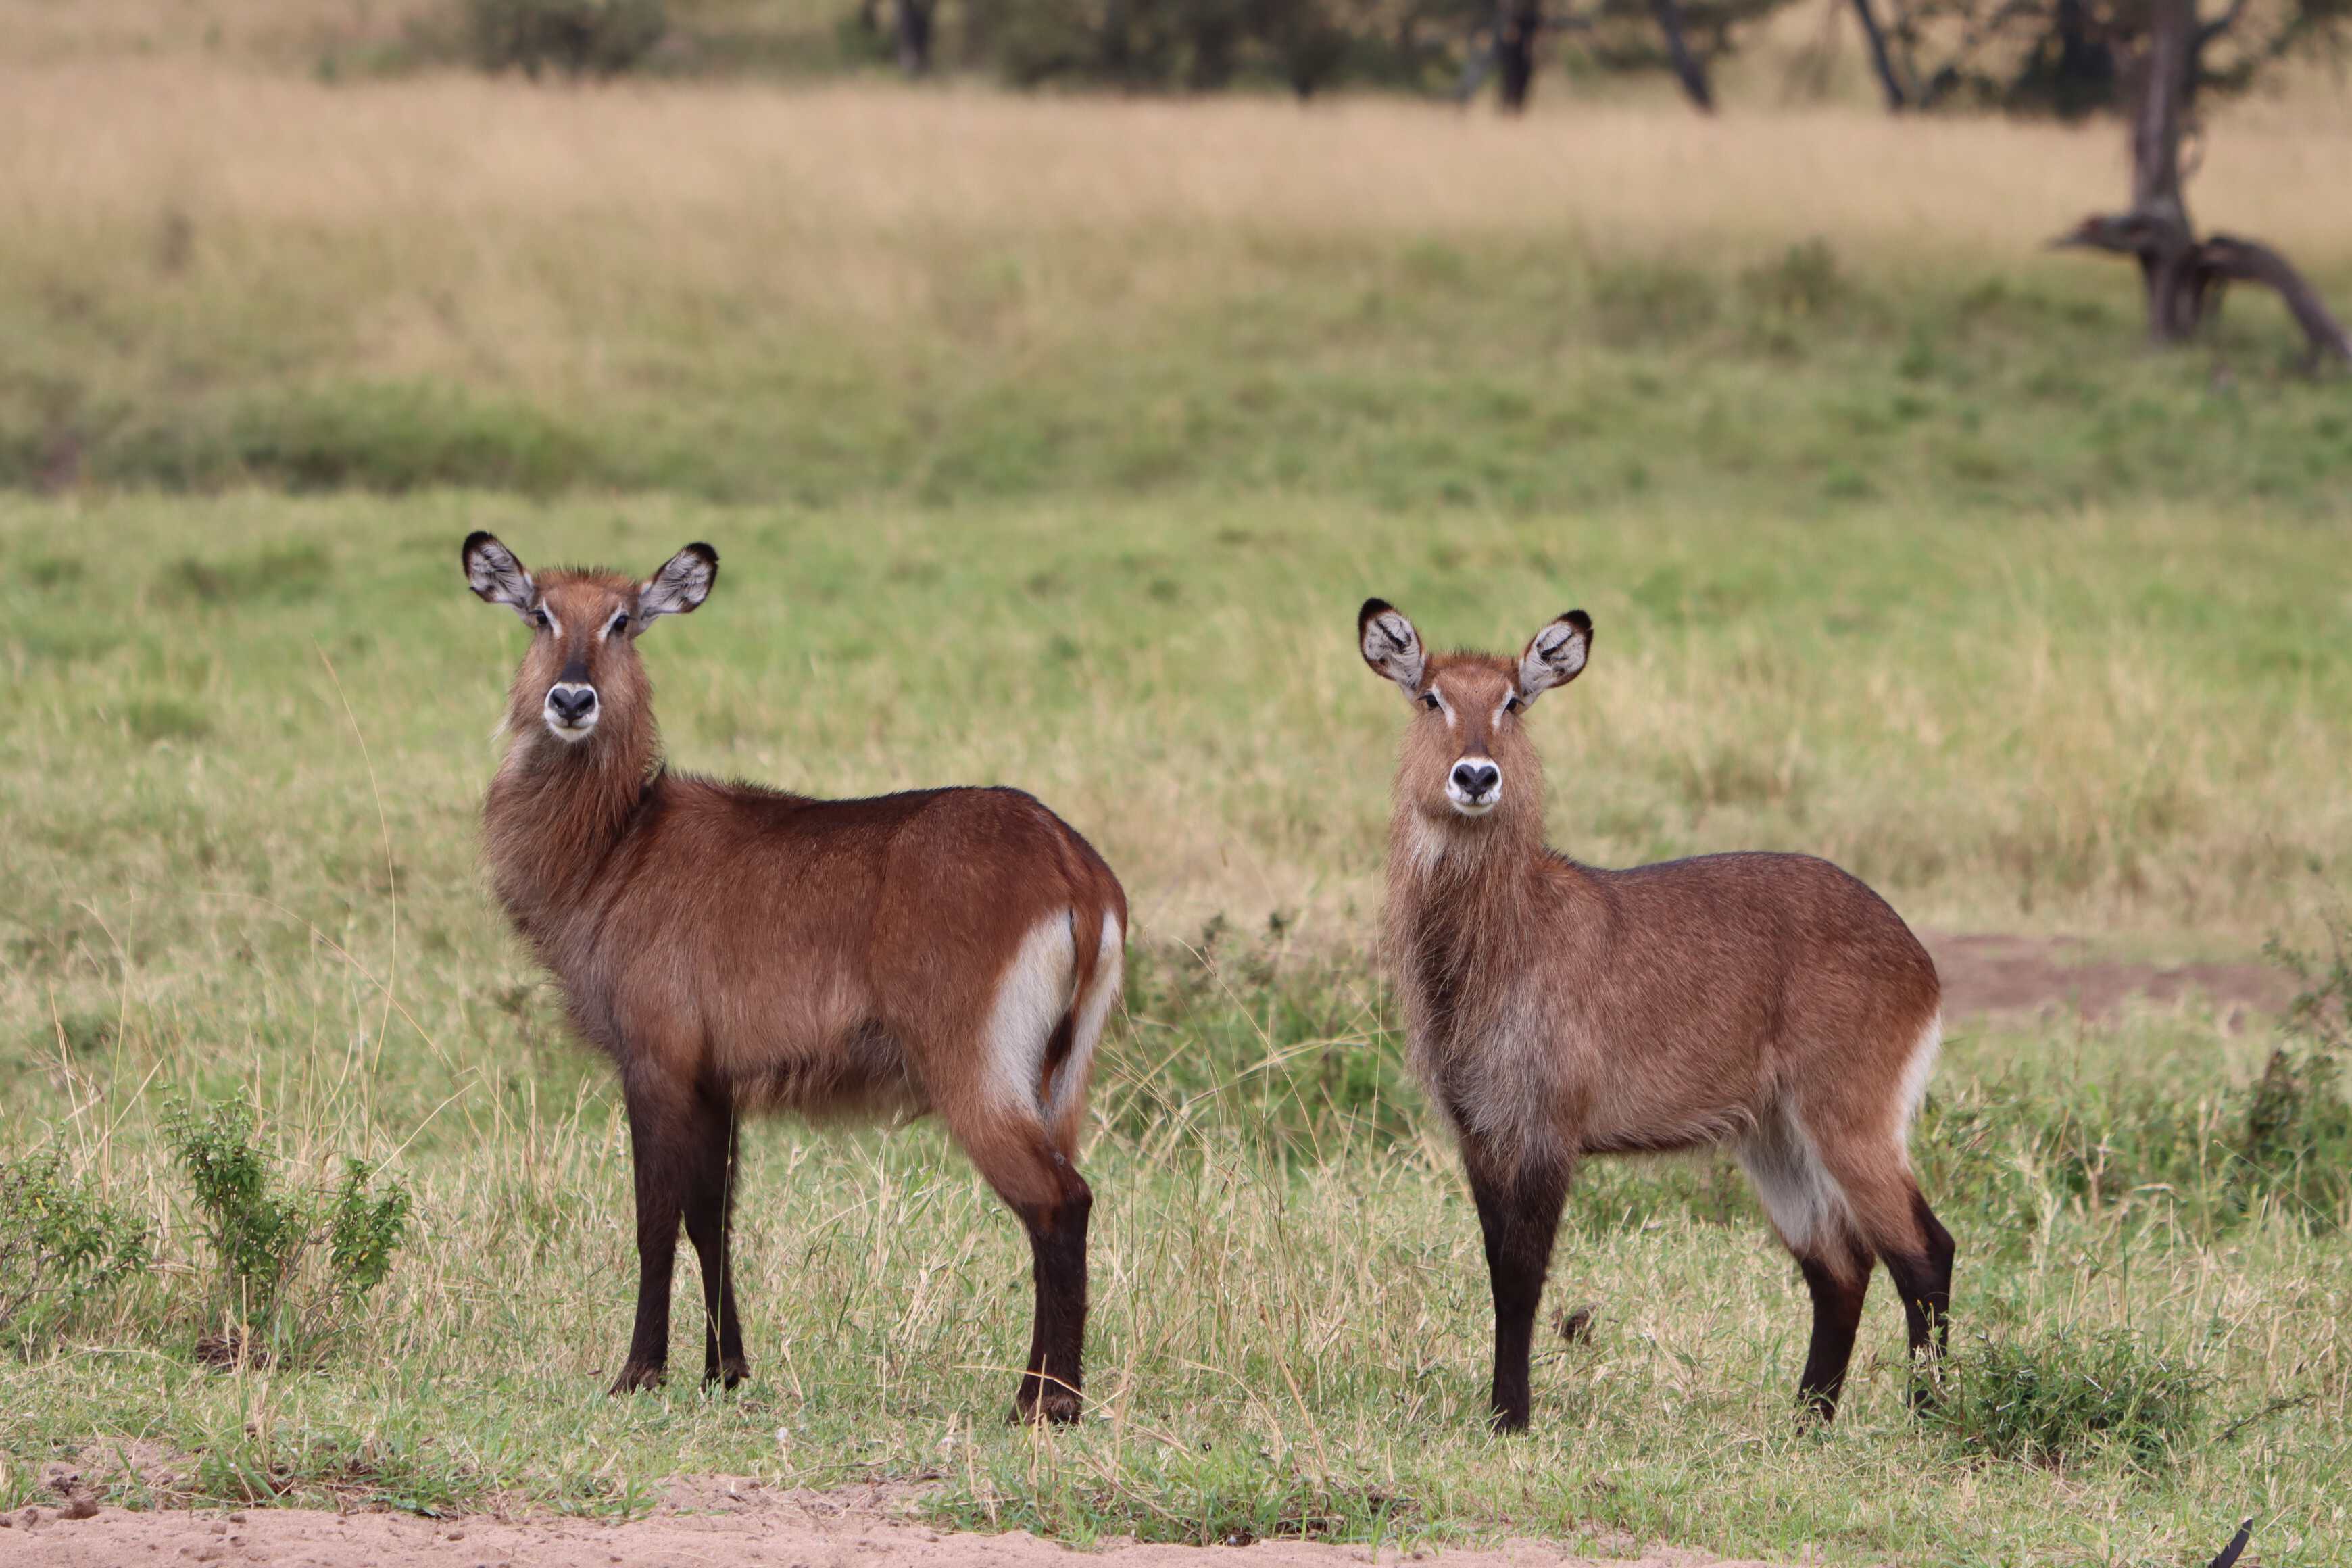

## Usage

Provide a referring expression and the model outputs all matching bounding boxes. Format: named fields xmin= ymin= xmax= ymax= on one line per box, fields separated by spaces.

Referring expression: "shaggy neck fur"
xmin=1383 ymin=743 xmax=1592 ymax=1056
xmin=482 ymin=680 xmax=662 ymax=952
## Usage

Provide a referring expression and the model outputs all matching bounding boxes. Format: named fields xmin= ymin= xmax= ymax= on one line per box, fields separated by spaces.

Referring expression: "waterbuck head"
xmin=462 ymin=532 xmax=717 ymax=748
xmin=1358 ymin=599 xmax=1592 ymax=833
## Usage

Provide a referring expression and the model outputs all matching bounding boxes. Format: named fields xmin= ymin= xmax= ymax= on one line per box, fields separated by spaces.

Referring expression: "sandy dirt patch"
xmin=0 ymin=1480 xmax=1788 ymax=1568
xmin=1922 ymin=931 xmax=2290 ymax=1022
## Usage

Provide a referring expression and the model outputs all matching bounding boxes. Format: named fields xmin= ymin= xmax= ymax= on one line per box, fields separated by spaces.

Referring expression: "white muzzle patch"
xmin=542 ymin=682 xmax=599 ymax=742
xmin=1446 ymin=758 xmax=1502 ymax=816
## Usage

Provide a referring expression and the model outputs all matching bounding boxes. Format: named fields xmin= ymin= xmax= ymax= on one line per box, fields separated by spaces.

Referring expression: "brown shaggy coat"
xmin=1360 ymin=598 xmax=1953 ymax=1430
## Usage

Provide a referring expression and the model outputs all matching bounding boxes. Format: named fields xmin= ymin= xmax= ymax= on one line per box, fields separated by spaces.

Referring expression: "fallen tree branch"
xmin=2053 ymin=213 xmax=2352 ymax=365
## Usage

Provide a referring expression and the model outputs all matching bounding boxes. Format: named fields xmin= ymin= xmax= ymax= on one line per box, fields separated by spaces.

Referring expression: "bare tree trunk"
xmin=896 ymin=0 xmax=935 ymax=75
xmin=2130 ymin=0 xmax=2199 ymax=341
xmin=1102 ymin=0 xmax=1133 ymax=82
xmin=2052 ymin=0 xmax=2351 ymax=364
xmin=1849 ymin=0 xmax=1907 ymax=109
xmin=962 ymin=0 xmax=997 ymax=67
xmin=1494 ymin=0 xmax=1541 ymax=112
xmin=1652 ymin=0 xmax=1714 ymax=112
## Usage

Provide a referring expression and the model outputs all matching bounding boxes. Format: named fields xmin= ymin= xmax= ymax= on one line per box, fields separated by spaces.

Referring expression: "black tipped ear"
xmin=1516 ymin=610 xmax=1592 ymax=704
xmin=640 ymin=542 xmax=718 ymax=623
xmin=1358 ymin=598 xmax=1427 ymax=696
xmin=462 ymin=531 xmax=536 ymax=620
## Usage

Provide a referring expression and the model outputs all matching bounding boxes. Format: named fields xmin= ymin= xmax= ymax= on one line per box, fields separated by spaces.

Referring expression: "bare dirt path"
xmin=1921 ymin=931 xmax=2290 ymax=1022
xmin=1 ymin=1481 xmax=1785 ymax=1568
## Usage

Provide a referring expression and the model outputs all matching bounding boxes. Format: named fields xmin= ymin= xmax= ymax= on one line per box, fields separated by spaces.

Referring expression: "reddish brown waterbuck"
xmin=462 ymin=533 xmax=1125 ymax=1421
xmin=1357 ymin=599 xmax=1953 ymax=1431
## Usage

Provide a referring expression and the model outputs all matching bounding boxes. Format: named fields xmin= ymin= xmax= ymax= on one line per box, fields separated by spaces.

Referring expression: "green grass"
xmin=5 ymin=55 xmax=2351 ymax=1562
xmin=1 ymin=493 xmax=2348 ymax=1563
xmin=12 ymin=232 xmax=2352 ymax=520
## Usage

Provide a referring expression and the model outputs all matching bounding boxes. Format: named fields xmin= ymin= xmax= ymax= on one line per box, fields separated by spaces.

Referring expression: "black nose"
xmin=1452 ymin=761 xmax=1500 ymax=797
xmin=548 ymin=685 xmax=597 ymax=725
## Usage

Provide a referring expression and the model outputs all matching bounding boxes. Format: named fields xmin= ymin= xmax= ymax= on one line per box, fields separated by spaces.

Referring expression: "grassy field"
xmin=7 ymin=66 xmax=2352 ymax=513
xmin=3 ymin=31 xmax=2352 ymax=1568
xmin=3 ymin=494 xmax=2349 ymax=1566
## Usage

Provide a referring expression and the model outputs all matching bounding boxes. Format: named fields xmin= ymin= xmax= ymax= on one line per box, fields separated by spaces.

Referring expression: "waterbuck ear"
xmin=1358 ymin=598 xmax=1427 ymax=696
xmin=1516 ymin=610 xmax=1592 ymax=704
xmin=462 ymin=531 xmax=536 ymax=621
xmin=639 ymin=542 xmax=718 ymax=624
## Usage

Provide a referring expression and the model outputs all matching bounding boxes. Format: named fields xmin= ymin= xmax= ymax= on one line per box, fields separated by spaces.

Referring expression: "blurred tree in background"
xmin=449 ymin=0 xmax=2350 ymax=114
xmin=1876 ymin=0 xmax=2352 ymax=114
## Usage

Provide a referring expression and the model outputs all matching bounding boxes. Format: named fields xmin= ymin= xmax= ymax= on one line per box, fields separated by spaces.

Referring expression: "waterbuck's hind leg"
xmin=1463 ymin=1147 xmax=1571 ymax=1433
xmin=1804 ymin=1133 xmax=1957 ymax=1415
xmin=1014 ymin=1153 xmax=1092 ymax=1425
xmin=1876 ymin=1186 xmax=1956 ymax=1411
xmin=1738 ymin=1105 xmax=1885 ymax=1422
xmin=946 ymin=1107 xmax=1092 ymax=1425
xmin=1792 ymin=1231 xmax=1875 ymax=1421
xmin=681 ymin=1099 xmax=750 ymax=1389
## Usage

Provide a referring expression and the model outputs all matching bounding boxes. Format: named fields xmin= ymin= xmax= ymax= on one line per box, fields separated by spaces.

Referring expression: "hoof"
xmin=704 ymin=1357 xmax=751 ymax=1392
xmin=609 ymin=1361 xmax=666 ymax=1395
xmin=1488 ymin=1408 xmax=1531 ymax=1435
xmin=1010 ymin=1388 xmax=1083 ymax=1426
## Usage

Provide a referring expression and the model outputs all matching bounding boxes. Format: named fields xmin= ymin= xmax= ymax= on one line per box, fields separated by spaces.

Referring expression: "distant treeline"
xmin=462 ymin=0 xmax=2346 ymax=114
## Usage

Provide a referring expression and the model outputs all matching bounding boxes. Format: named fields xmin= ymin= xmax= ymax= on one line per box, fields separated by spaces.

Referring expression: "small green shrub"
xmin=0 ymin=1150 xmax=150 ymax=1354
xmin=1928 ymin=1327 xmax=2206 ymax=1470
xmin=164 ymin=1101 xmax=412 ymax=1365
xmin=2241 ymin=921 xmax=2352 ymax=1227
xmin=464 ymin=0 xmax=668 ymax=78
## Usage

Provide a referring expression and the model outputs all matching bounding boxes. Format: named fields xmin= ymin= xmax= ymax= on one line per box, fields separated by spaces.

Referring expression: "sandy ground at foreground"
xmin=0 ymin=1481 xmax=1790 ymax=1568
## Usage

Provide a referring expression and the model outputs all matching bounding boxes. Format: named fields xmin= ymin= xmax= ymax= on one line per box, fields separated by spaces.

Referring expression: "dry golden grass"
xmin=6 ymin=61 xmax=2351 ymax=301
xmin=4 ymin=56 xmax=2348 ymax=437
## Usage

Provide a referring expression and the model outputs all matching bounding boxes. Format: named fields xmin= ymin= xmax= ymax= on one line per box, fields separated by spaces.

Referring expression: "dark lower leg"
xmin=682 ymin=1107 xmax=748 ymax=1388
xmin=1466 ymin=1153 xmax=1570 ymax=1433
xmin=613 ymin=1090 xmax=689 ymax=1394
xmin=1013 ymin=1157 xmax=1092 ymax=1425
xmin=1794 ymin=1241 xmax=1873 ymax=1421
xmin=1882 ymin=1192 xmax=1957 ymax=1411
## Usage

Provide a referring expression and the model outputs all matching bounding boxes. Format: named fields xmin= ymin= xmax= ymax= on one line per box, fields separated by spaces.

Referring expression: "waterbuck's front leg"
xmin=1463 ymin=1148 xmax=1571 ymax=1432
xmin=679 ymin=1098 xmax=749 ymax=1389
xmin=612 ymin=1073 xmax=700 ymax=1394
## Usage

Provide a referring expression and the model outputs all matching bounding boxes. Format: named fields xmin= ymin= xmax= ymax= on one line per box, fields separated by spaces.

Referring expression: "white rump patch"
xmin=1047 ymin=912 xmax=1123 ymax=1125
xmin=983 ymin=912 xmax=1079 ymax=1112
xmin=1894 ymin=1014 xmax=1942 ymax=1150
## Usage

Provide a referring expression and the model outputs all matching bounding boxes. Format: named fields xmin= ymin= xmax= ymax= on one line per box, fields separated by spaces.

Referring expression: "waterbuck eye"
xmin=1421 ymin=693 xmax=1441 ymax=712
xmin=609 ymin=611 xmax=629 ymax=635
xmin=1504 ymin=695 xmax=1523 ymax=715
xmin=532 ymin=608 xmax=550 ymax=629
